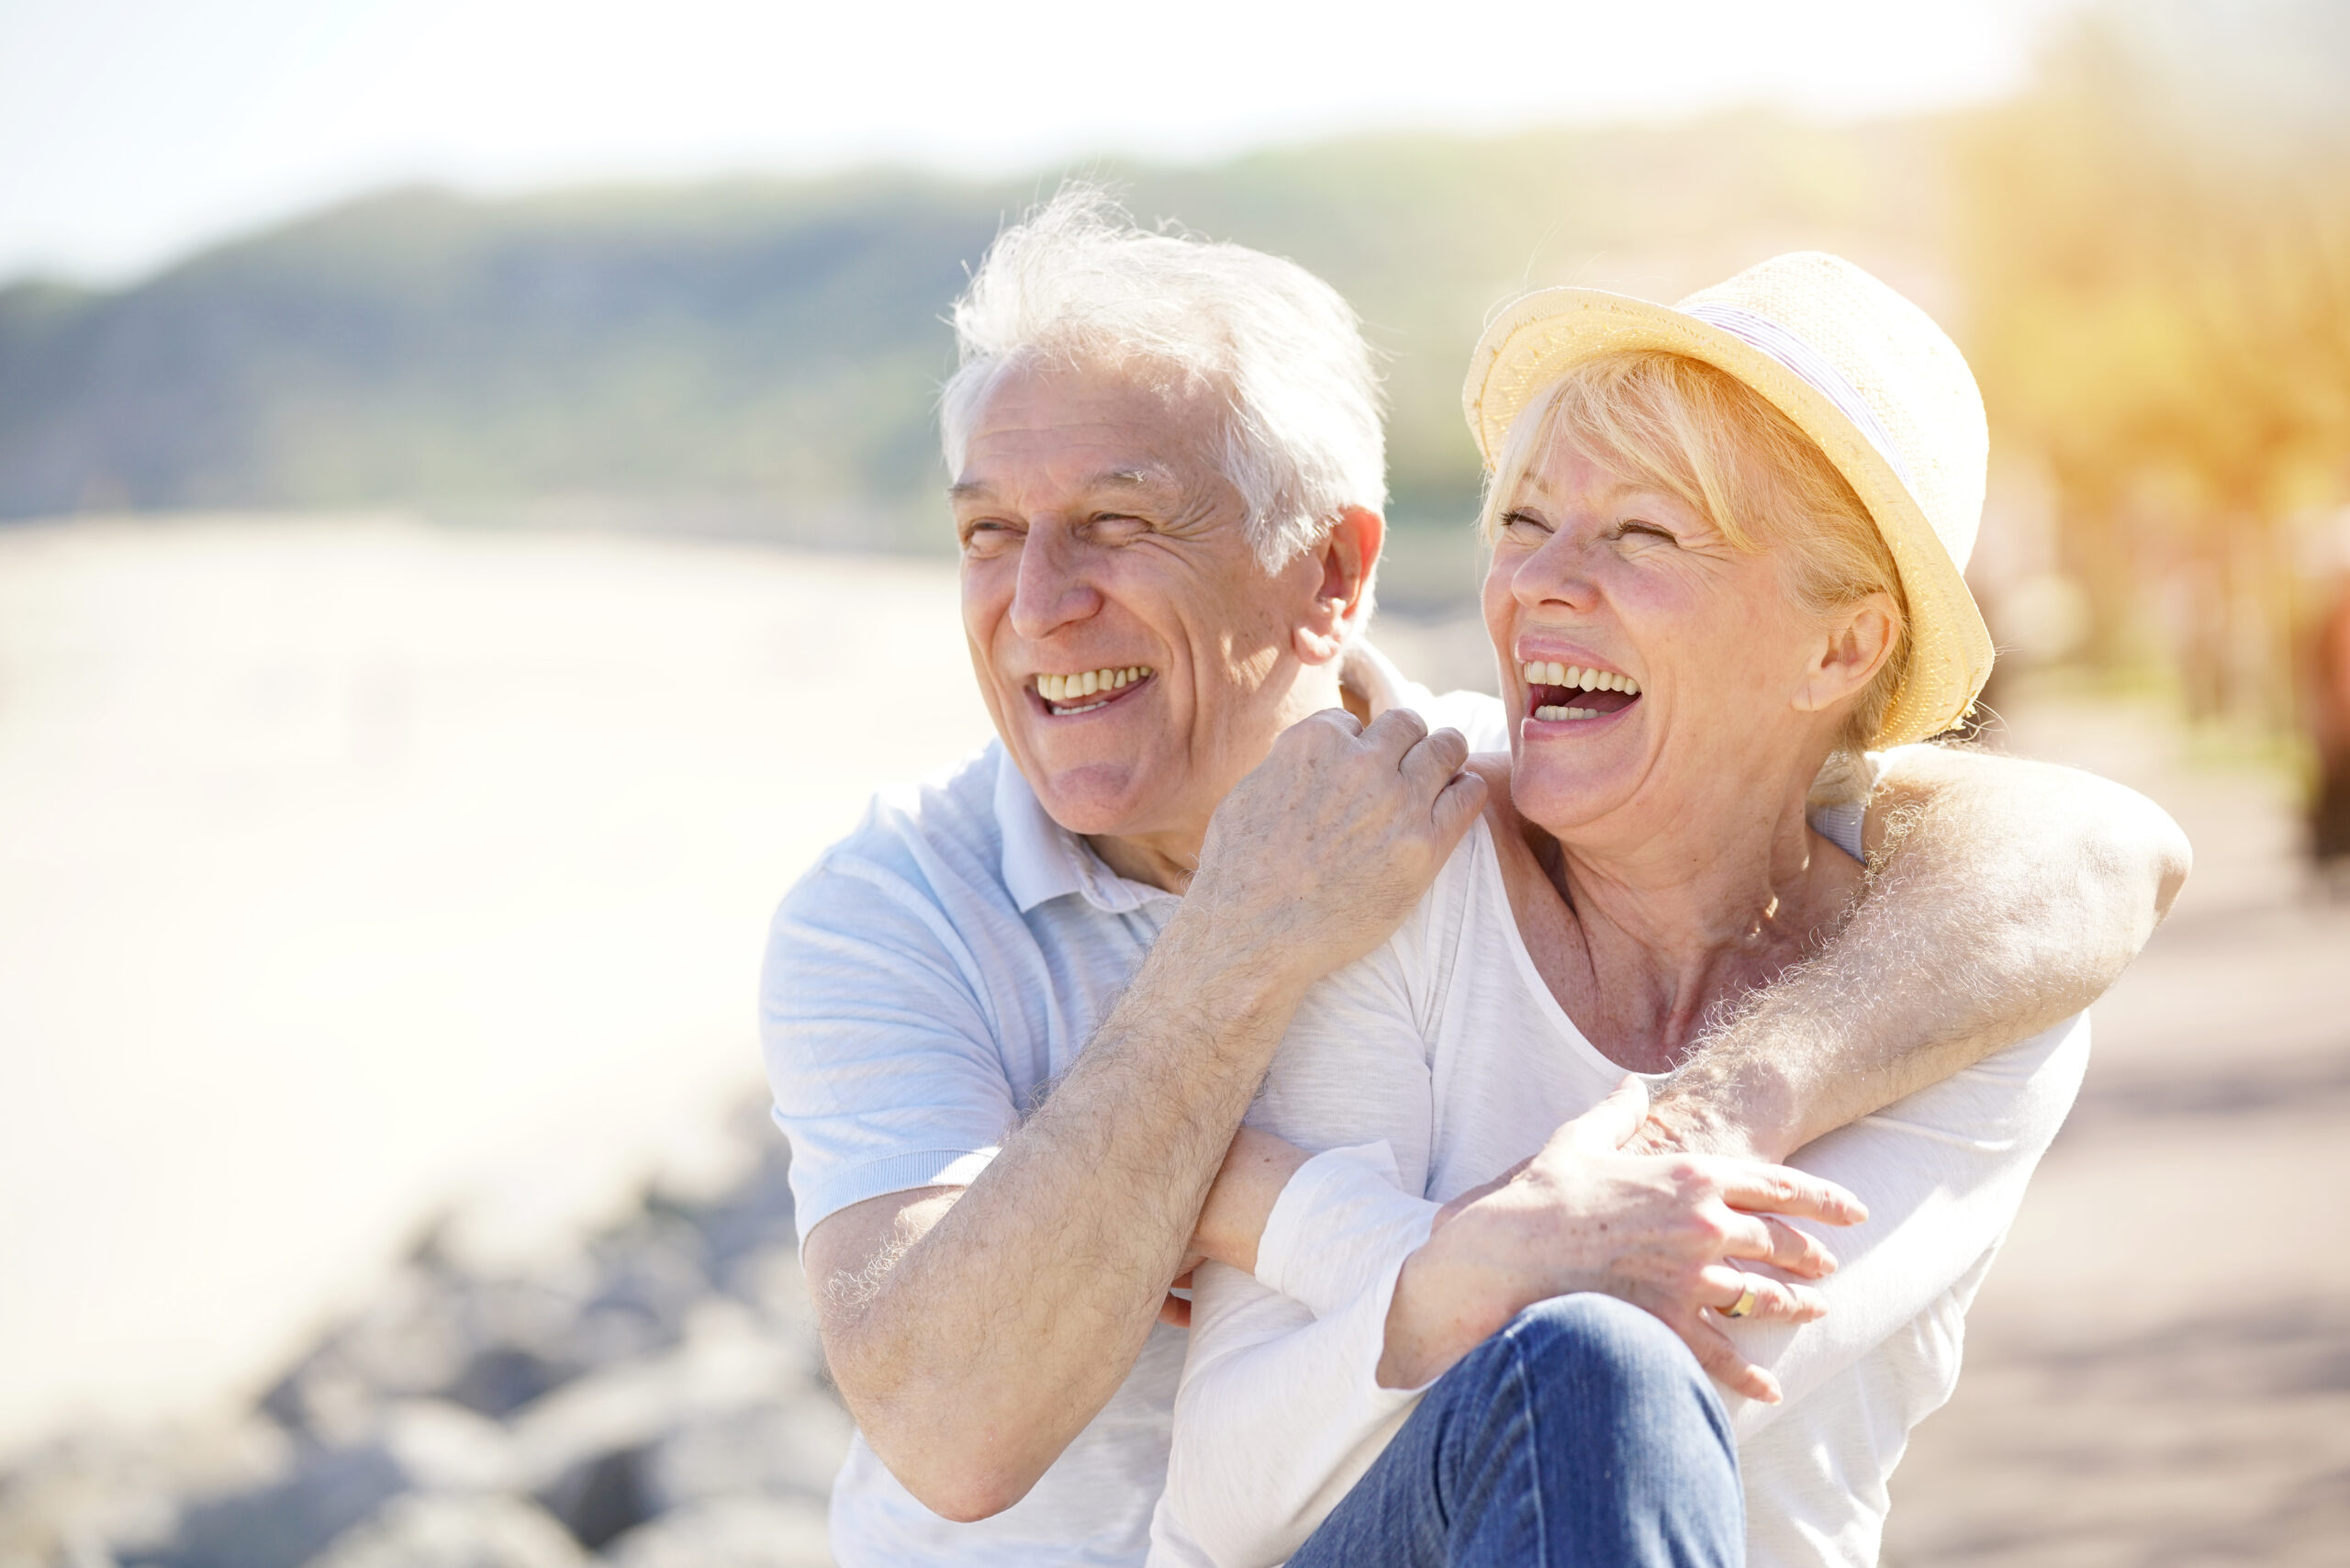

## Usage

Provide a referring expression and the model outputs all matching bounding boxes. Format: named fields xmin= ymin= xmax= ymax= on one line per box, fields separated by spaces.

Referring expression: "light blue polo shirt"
xmin=760 ymin=645 xmax=1505 ymax=1568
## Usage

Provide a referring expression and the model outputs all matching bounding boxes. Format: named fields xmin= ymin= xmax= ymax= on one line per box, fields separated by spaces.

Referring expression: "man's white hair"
xmin=940 ymin=185 xmax=1386 ymax=570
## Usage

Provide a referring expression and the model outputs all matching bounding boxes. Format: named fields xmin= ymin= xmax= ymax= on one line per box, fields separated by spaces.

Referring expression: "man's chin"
xmin=1027 ymin=759 xmax=1157 ymax=838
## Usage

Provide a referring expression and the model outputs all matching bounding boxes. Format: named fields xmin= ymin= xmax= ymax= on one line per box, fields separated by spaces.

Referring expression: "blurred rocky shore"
xmin=0 ymin=1102 xmax=848 ymax=1568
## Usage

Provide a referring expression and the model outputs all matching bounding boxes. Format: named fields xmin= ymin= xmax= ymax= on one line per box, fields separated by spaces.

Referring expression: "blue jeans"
xmin=1286 ymin=1294 xmax=1744 ymax=1568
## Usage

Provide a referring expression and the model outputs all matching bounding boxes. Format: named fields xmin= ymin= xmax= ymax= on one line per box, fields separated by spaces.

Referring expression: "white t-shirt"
xmin=1145 ymin=812 xmax=2091 ymax=1568
xmin=762 ymin=645 xmax=1505 ymax=1568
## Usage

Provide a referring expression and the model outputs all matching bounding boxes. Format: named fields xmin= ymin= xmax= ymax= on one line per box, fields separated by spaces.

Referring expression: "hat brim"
xmin=1463 ymin=287 xmax=1994 ymax=749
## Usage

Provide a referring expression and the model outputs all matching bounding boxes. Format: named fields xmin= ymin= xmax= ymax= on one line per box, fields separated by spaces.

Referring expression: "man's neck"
xmin=1086 ymin=825 xmax=1206 ymax=894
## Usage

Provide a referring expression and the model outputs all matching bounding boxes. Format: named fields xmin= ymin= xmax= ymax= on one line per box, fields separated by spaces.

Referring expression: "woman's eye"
xmin=1616 ymin=521 xmax=1677 ymax=544
xmin=1501 ymin=510 xmax=1550 ymax=536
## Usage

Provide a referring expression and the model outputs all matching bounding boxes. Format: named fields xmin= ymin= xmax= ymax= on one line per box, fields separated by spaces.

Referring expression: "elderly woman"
xmin=1146 ymin=255 xmax=2096 ymax=1568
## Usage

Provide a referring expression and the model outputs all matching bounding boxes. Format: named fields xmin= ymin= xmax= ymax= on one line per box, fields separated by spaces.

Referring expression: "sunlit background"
xmin=4 ymin=2 xmax=2347 ymax=1564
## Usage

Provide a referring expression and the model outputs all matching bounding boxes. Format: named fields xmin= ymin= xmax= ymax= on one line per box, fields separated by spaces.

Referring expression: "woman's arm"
xmin=1156 ymin=1148 xmax=1440 ymax=1568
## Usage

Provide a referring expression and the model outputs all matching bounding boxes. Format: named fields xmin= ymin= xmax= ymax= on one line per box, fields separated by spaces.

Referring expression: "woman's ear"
xmin=1292 ymin=507 xmax=1385 ymax=666
xmin=1792 ymin=593 xmax=1898 ymax=713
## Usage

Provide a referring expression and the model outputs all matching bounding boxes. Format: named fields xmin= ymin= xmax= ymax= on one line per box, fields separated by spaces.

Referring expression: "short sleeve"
xmin=762 ymin=849 xmax=1021 ymax=1249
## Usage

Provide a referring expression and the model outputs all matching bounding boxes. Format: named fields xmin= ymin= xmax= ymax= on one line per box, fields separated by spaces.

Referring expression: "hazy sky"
xmin=0 ymin=0 xmax=2082 ymax=285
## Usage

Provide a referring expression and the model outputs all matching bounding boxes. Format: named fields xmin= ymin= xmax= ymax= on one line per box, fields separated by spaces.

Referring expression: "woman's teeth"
xmin=1037 ymin=666 xmax=1153 ymax=712
xmin=1522 ymin=660 xmax=1640 ymax=696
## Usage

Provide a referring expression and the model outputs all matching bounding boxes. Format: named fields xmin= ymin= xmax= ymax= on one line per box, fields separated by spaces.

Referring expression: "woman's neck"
xmin=1493 ymin=769 xmax=1865 ymax=1073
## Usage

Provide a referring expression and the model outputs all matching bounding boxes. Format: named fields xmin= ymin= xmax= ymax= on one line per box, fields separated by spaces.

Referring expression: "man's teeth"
xmin=1037 ymin=666 xmax=1154 ymax=705
xmin=1522 ymin=660 xmax=1641 ymax=696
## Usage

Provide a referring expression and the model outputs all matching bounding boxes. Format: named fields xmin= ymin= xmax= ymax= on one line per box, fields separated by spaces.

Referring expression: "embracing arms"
xmin=1157 ymin=750 xmax=2186 ymax=1563
xmin=1199 ymin=743 xmax=2189 ymax=1399
xmin=796 ymin=711 xmax=1483 ymax=1520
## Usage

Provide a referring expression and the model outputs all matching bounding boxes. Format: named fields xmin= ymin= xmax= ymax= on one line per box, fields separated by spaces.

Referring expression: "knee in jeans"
xmin=1501 ymin=1294 xmax=1703 ymax=1401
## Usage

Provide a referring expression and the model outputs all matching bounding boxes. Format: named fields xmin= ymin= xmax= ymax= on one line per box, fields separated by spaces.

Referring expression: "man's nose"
xmin=1008 ymin=523 xmax=1104 ymax=640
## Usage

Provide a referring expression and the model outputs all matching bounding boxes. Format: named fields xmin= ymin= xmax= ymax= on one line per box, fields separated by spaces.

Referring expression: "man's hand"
xmin=1183 ymin=708 xmax=1486 ymax=987
xmin=1379 ymin=1079 xmax=1866 ymax=1403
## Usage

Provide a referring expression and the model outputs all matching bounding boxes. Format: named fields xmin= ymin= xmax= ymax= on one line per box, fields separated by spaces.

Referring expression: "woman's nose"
xmin=1008 ymin=524 xmax=1105 ymax=639
xmin=1513 ymin=533 xmax=1602 ymax=610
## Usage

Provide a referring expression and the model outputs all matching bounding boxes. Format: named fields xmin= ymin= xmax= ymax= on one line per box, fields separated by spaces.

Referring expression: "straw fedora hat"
xmin=1461 ymin=252 xmax=1994 ymax=749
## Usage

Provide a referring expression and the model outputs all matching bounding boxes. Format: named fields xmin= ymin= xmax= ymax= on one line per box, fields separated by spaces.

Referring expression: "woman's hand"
xmin=1381 ymin=1078 xmax=1866 ymax=1401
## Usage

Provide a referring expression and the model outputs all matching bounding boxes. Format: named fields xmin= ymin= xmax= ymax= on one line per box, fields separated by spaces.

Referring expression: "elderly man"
xmin=763 ymin=191 xmax=2188 ymax=1565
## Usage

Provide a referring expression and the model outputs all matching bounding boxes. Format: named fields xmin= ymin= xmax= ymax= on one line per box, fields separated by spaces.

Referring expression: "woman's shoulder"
xmin=1462 ymin=753 xmax=1570 ymax=916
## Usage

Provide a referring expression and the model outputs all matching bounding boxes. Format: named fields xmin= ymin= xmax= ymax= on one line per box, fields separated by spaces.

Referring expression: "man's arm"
xmin=1636 ymin=745 xmax=2190 ymax=1162
xmin=801 ymin=711 xmax=1483 ymax=1522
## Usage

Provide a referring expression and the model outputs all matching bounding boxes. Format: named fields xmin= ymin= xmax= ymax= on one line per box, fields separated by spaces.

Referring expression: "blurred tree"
xmin=1958 ymin=0 xmax=2350 ymax=728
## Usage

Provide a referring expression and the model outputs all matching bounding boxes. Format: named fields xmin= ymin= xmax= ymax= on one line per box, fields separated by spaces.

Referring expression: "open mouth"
xmin=1522 ymin=660 xmax=1641 ymax=724
xmin=1034 ymin=665 xmax=1155 ymax=717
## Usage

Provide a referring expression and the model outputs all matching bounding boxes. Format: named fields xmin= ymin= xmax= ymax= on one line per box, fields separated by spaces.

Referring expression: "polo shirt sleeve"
xmin=761 ymin=847 xmax=1021 ymax=1252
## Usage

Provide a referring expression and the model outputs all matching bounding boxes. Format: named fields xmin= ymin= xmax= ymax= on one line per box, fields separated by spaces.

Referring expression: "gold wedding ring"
xmin=1721 ymin=1277 xmax=1760 ymax=1319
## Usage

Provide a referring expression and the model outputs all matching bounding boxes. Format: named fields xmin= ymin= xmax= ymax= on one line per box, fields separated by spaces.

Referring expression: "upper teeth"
xmin=1038 ymin=666 xmax=1152 ymax=704
xmin=1523 ymin=661 xmax=1639 ymax=696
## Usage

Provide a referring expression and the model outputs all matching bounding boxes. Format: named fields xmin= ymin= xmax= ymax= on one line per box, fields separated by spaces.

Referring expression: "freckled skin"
xmin=953 ymin=360 xmax=1340 ymax=884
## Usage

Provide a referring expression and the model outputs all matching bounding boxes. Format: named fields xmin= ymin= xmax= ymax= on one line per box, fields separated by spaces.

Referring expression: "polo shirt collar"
xmin=993 ymin=744 xmax=1177 ymax=915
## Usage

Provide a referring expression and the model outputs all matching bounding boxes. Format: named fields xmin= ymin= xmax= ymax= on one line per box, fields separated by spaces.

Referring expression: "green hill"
xmin=0 ymin=115 xmax=1953 ymax=579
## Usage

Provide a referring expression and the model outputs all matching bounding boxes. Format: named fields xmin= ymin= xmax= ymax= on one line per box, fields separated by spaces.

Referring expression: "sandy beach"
xmin=0 ymin=517 xmax=994 ymax=1457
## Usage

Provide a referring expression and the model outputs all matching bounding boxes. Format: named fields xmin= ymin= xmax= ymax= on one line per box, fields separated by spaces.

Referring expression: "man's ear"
xmin=1793 ymin=593 xmax=1898 ymax=713
xmin=1292 ymin=507 xmax=1384 ymax=667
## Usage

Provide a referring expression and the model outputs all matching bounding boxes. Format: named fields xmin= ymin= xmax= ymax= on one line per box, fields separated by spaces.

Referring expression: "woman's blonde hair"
xmin=1478 ymin=350 xmax=1911 ymax=804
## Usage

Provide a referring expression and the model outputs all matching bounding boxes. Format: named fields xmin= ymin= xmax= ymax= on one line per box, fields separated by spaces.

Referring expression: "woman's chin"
xmin=1507 ymin=752 xmax=1632 ymax=836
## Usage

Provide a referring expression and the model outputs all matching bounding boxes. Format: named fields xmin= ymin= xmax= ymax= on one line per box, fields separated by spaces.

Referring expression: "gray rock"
xmin=115 ymin=1404 xmax=511 ymax=1568
xmin=138 ymin=1441 xmax=408 ymax=1568
xmin=598 ymin=1496 xmax=832 ymax=1568
xmin=372 ymin=1402 xmax=515 ymax=1495
xmin=532 ymin=1446 xmax=651 ymax=1554
xmin=302 ymin=1494 xmax=584 ymax=1568
xmin=509 ymin=1302 xmax=814 ymax=1492
xmin=0 ymin=1420 xmax=292 ymax=1568
xmin=643 ymin=1400 xmax=853 ymax=1512
xmin=9 ymin=1094 xmax=834 ymax=1568
xmin=265 ymin=1257 xmax=601 ymax=1436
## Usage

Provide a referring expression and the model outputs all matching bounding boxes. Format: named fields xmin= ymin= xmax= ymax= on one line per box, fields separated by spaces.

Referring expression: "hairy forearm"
xmin=820 ymin=913 xmax=1305 ymax=1519
xmin=1643 ymin=745 xmax=2189 ymax=1162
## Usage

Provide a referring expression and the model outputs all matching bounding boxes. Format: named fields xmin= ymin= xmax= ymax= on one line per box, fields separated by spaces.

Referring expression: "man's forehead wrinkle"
xmin=1094 ymin=465 xmax=1183 ymax=495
